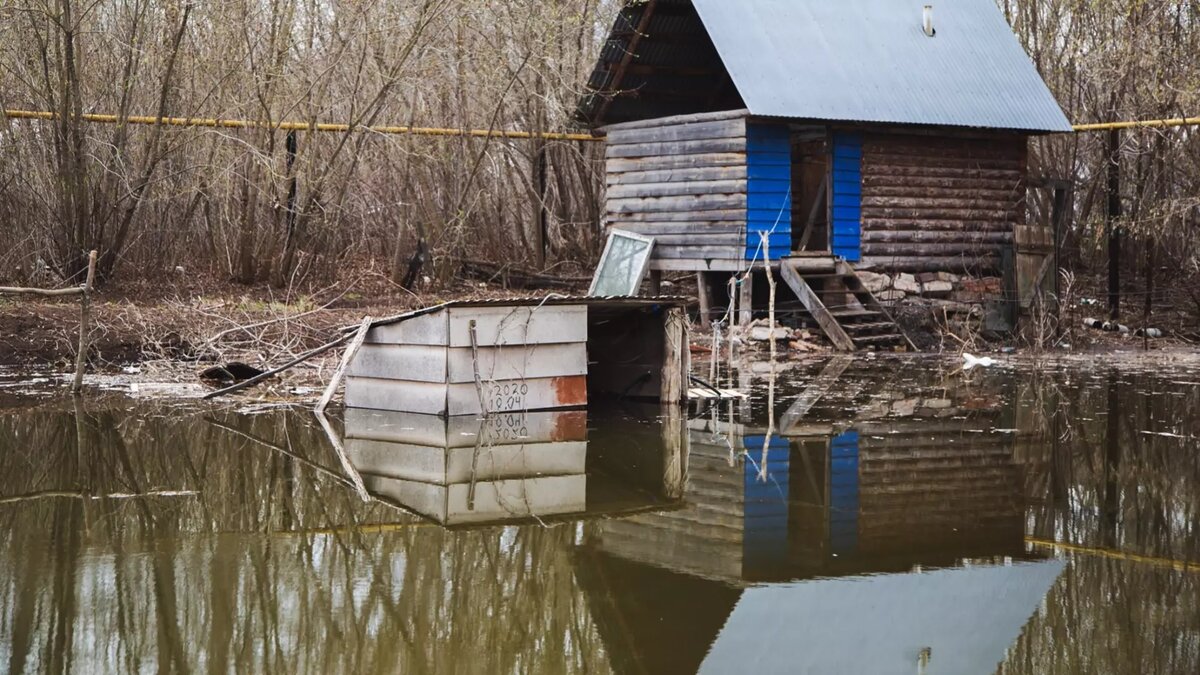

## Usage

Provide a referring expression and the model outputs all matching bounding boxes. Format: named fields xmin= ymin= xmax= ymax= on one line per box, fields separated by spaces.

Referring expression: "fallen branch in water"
xmin=316 ymin=316 xmax=372 ymax=412
xmin=314 ymin=410 xmax=370 ymax=501
xmin=0 ymin=489 xmax=198 ymax=505
xmin=205 ymin=417 xmax=358 ymax=488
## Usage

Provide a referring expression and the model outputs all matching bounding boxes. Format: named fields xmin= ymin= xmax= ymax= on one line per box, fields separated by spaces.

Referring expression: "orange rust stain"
xmin=552 ymin=410 xmax=588 ymax=442
xmin=553 ymin=375 xmax=588 ymax=408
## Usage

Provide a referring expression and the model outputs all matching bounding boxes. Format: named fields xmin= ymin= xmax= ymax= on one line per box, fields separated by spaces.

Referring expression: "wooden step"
xmin=843 ymin=322 xmax=895 ymax=333
xmin=829 ymin=309 xmax=882 ymax=319
xmin=852 ymin=334 xmax=904 ymax=345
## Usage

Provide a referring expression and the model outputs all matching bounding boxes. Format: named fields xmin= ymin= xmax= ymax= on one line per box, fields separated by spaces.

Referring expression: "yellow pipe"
xmin=1 ymin=108 xmax=602 ymax=142
xmin=1025 ymin=537 xmax=1200 ymax=573
xmin=1072 ymin=117 xmax=1200 ymax=132
xmin=6 ymin=107 xmax=1199 ymax=137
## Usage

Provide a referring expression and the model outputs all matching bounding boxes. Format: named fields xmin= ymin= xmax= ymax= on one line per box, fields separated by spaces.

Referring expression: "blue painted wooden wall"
xmin=745 ymin=123 xmax=792 ymax=261
xmin=830 ymin=133 xmax=863 ymax=262
xmin=829 ymin=430 xmax=860 ymax=554
xmin=743 ymin=435 xmax=791 ymax=570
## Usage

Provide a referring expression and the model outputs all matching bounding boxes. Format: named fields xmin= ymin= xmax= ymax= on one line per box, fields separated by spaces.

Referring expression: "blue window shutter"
xmin=745 ymin=124 xmax=791 ymax=261
xmin=830 ymin=133 xmax=863 ymax=262
xmin=829 ymin=431 xmax=860 ymax=554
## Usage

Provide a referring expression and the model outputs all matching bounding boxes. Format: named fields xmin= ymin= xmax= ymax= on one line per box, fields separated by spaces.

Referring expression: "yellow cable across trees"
xmin=5 ymin=108 xmax=1200 ymax=137
xmin=1072 ymin=117 xmax=1200 ymax=132
xmin=0 ymin=109 xmax=602 ymax=142
xmin=5 ymin=107 xmax=1200 ymax=138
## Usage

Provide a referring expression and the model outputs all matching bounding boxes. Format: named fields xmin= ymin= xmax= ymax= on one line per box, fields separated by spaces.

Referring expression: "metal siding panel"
xmin=745 ymin=122 xmax=792 ymax=260
xmin=691 ymin=0 xmax=1072 ymax=132
xmin=743 ymin=436 xmax=790 ymax=572
xmin=829 ymin=431 xmax=860 ymax=554
xmin=831 ymin=133 xmax=863 ymax=261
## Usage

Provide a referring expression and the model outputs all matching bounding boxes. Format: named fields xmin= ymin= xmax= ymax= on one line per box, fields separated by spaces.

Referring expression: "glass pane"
xmin=591 ymin=233 xmax=653 ymax=297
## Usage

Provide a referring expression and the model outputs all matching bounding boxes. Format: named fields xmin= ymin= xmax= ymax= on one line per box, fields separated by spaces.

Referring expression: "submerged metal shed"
xmin=344 ymin=297 xmax=688 ymax=416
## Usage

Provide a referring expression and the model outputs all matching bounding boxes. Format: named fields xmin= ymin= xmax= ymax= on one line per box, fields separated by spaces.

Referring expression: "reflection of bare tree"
xmin=0 ymin=403 xmax=614 ymax=673
xmin=1006 ymin=367 xmax=1200 ymax=675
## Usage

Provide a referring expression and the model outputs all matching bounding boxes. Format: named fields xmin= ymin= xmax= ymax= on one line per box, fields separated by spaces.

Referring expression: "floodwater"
xmin=1 ymin=357 xmax=1198 ymax=674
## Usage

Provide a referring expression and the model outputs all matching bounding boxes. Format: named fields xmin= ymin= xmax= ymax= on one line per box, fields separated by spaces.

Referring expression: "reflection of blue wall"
xmin=745 ymin=123 xmax=792 ymax=261
xmin=831 ymin=133 xmax=863 ymax=261
xmin=744 ymin=436 xmax=791 ymax=571
xmin=829 ymin=431 xmax=860 ymax=554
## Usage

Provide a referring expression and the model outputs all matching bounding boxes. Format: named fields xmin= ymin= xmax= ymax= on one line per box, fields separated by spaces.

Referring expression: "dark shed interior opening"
xmin=792 ymin=130 xmax=831 ymax=252
xmin=586 ymin=304 xmax=673 ymax=401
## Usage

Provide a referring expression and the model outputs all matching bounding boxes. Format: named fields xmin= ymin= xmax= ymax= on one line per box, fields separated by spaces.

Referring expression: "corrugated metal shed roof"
xmin=694 ymin=0 xmax=1070 ymax=132
xmin=344 ymin=296 xmax=687 ymax=331
xmin=580 ymin=0 xmax=1071 ymax=133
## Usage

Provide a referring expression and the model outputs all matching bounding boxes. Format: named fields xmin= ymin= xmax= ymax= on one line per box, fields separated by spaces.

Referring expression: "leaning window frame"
xmin=588 ymin=229 xmax=656 ymax=297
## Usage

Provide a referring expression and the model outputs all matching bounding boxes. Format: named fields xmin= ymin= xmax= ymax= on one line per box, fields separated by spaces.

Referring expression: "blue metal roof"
xmin=692 ymin=0 xmax=1072 ymax=132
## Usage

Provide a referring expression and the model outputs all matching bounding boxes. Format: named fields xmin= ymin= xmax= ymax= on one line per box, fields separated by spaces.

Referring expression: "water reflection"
xmin=0 ymin=358 xmax=1197 ymax=674
xmin=344 ymin=407 xmax=684 ymax=525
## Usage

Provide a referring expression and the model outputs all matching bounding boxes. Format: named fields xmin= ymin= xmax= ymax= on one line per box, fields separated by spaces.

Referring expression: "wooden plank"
xmin=654 ymin=246 xmax=745 ymax=259
xmin=605 ymin=179 xmax=747 ymax=200
xmin=860 ymin=207 xmax=1015 ymax=220
xmin=780 ymin=262 xmax=856 ymax=350
xmin=780 ymin=356 xmax=852 ymax=433
xmin=347 ymin=343 xmax=446 ymax=382
xmin=607 ymin=166 xmax=746 ymax=186
xmin=346 ymin=375 xmax=588 ymax=416
xmin=446 ymin=305 xmax=587 ymax=347
xmin=860 ymin=165 xmax=1022 ymax=181
xmin=861 ymin=255 xmax=1001 ymax=272
xmin=606 ymin=138 xmax=746 ymax=159
xmin=696 ymin=272 xmax=712 ymax=330
xmin=614 ymin=222 xmax=747 ymax=235
xmin=364 ymin=474 xmax=587 ymax=525
xmin=637 ymin=233 xmax=744 ymax=246
xmin=317 ymin=316 xmax=374 ymax=412
xmin=861 ymin=230 xmax=1014 ymax=243
xmin=606 ymin=209 xmax=745 ymax=223
xmin=861 ymin=242 xmax=1007 ymax=256
xmin=862 ymin=175 xmax=1021 ymax=191
xmin=864 ymin=185 xmax=1021 ymax=201
xmin=859 ymin=220 xmax=1017 ymax=234
xmin=863 ymin=152 xmax=1023 ymax=167
xmin=365 ymin=309 xmax=448 ymax=346
xmin=346 ymin=439 xmax=588 ymax=483
xmin=347 ymin=342 xmax=587 ymax=383
xmin=344 ymin=408 xmax=588 ymax=446
xmin=607 ymin=193 xmax=746 ymax=214
xmin=648 ymin=259 xmax=745 ymax=272
xmin=606 ymin=153 xmax=746 ymax=173
xmin=599 ymin=108 xmax=750 ymax=132
xmin=660 ymin=307 xmax=688 ymax=403
xmin=861 ymin=196 xmax=1021 ymax=210
xmin=606 ymin=119 xmax=746 ymax=146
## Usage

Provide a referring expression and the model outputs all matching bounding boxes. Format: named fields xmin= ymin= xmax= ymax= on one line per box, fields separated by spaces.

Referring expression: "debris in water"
xmin=962 ymin=353 xmax=996 ymax=370
xmin=200 ymin=362 xmax=266 ymax=383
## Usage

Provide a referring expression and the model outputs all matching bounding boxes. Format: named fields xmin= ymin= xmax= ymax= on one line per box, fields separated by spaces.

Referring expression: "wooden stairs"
xmin=779 ymin=256 xmax=914 ymax=351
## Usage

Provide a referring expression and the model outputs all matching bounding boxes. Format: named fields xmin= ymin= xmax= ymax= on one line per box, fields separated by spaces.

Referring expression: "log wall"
xmin=603 ymin=110 xmax=751 ymax=272
xmin=859 ymin=131 xmax=1027 ymax=273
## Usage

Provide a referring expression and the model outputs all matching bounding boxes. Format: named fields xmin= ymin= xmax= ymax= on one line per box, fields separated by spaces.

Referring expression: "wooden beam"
xmin=780 ymin=261 xmax=856 ymax=350
xmin=595 ymin=0 xmax=659 ymax=125
xmin=697 ymin=272 xmax=712 ymax=329
xmin=738 ymin=272 xmax=753 ymax=327
xmin=316 ymin=316 xmax=373 ymax=412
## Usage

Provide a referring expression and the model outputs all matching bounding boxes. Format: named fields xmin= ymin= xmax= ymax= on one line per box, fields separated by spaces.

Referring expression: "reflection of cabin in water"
xmin=575 ymin=390 xmax=1065 ymax=674
xmin=579 ymin=0 xmax=1071 ymax=344
xmin=584 ymin=378 xmax=1035 ymax=582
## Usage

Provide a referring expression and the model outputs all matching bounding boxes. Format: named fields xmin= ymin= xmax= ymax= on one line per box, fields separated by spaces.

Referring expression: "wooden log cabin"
xmin=579 ymin=0 xmax=1072 ymax=345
